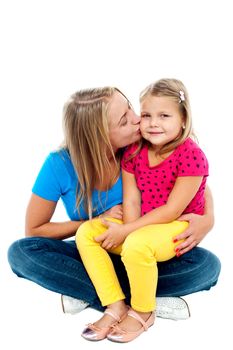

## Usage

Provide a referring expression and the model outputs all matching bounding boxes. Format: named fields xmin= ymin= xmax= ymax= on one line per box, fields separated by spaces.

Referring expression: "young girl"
xmin=76 ymin=79 xmax=209 ymax=343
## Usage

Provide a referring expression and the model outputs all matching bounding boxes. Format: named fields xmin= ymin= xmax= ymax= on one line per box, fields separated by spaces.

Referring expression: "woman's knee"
xmin=7 ymin=238 xmax=37 ymax=277
xmin=8 ymin=240 xmax=21 ymax=272
xmin=201 ymin=248 xmax=221 ymax=286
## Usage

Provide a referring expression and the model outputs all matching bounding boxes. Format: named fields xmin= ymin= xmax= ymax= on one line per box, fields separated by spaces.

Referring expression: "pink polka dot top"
xmin=121 ymin=138 xmax=209 ymax=216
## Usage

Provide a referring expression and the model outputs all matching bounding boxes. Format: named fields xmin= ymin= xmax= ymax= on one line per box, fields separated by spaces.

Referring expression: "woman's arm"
xmin=25 ymin=194 xmax=83 ymax=239
xmin=173 ymin=185 xmax=215 ymax=255
xmin=122 ymin=170 xmax=141 ymax=223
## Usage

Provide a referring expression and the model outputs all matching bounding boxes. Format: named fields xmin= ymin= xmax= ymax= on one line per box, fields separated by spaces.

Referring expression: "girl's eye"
xmin=160 ymin=114 xmax=170 ymax=118
xmin=141 ymin=114 xmax=151 ymax=118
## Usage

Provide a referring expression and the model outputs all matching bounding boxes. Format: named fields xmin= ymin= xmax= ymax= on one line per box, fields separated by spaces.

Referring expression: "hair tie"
xmin=179 ymin=90 xmax=185 ymax=103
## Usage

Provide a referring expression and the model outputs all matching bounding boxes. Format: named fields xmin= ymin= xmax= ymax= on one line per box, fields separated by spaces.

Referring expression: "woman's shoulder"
xmin=44 ymin=148 xmax=76 ymax=176
xmin=48 ymin=148 xmax=69 ymax=161
xmin=46 ymin=148 xmax=72 ymax=167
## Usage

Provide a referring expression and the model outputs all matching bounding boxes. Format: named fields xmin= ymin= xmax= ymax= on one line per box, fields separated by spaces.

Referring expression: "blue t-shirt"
xmin=32 ymin=149 xmax=123 ymax=220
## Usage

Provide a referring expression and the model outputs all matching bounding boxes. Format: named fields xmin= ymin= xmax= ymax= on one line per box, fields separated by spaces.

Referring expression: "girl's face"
xmin=108 ymin=91 xmax=141 ymax=152
xmin=140 ymin=95 xmax=184 ymax=149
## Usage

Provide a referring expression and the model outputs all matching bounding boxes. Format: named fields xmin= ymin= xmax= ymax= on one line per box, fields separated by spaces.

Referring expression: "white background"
xmin=0 ymin=0 xmax=232 ymax=349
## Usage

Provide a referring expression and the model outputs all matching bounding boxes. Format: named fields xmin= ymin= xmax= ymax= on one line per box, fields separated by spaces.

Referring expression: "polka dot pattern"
xmin=121 ymin=138 xmax=209 ymax=216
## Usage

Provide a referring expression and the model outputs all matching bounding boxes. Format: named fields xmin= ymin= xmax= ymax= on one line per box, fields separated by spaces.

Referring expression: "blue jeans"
xmin=7 ymin=237 xmax=221 ymax=312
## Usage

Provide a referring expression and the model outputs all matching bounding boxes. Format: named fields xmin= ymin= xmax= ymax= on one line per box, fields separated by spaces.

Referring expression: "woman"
xmin=7 ymin=86 xmax=221 ymax=319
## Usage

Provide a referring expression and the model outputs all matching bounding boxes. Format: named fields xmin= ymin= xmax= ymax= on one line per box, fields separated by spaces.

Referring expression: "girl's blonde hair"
xmin=139 ymin=78 xmax=194 ymax=155
xmin=62 ymin=87 xmax=124 ymax=219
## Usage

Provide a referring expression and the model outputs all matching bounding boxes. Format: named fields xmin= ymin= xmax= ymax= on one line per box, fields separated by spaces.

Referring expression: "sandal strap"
xmin=104 ymin=308 xmax=121 ymax=322
xmin=127 ymin=309 xmax=149 ymax=331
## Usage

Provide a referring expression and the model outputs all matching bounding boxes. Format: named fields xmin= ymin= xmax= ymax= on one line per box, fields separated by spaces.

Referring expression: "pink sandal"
xmin=81 ymin=308 xmax=128 ymax=341
xmin=107 ymin=308 xmax=155 ymax=343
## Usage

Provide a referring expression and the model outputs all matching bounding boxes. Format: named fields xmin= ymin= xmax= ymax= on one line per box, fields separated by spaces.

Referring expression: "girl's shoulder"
xmin=121 ymin=143 xmax=144 ymax=173
xmin=122 ymin=142 xmax=142 ymax=160
xmin=175 ymin=138 xmax=209 ymax=173
xmin=176 ymin=138 xmax=206 ymax=156
xmin=123 ymin=142 xmax=140 ymax=154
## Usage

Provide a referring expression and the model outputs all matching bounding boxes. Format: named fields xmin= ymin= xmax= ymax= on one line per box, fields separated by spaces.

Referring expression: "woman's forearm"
xmin=25 ymin=220 xmax=83 ymax=240
xmin=203 ymin=185 xmax=215 ymax=229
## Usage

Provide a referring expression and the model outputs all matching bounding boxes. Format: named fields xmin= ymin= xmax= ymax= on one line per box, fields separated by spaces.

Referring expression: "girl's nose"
xmin=150 ymin=116 xmax=159 ymax=127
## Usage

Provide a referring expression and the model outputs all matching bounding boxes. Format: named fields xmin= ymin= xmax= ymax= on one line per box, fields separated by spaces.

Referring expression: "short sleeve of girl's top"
xmin=176 ymin=138 xmax=209 ymax=177
xmin=121 ymin=143 xmax=139 ymax=174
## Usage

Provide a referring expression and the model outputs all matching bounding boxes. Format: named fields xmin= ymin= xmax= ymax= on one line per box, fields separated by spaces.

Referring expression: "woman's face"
xmin=108 ymin=91 xmax=141 ymax=152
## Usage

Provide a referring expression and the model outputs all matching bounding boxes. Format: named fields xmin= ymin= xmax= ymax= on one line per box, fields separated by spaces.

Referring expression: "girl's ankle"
xmin=108 ymin=301 xmax=128 ymax=314
xmin=133 ymin=310 xmax=152 ymax=321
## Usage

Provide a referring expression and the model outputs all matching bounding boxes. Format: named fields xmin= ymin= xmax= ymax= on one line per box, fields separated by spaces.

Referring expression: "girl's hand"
xmin=101 ymin=205 xmax=123 ymax=220
xmin=95 ymin=219 xmax=126 ymax=250
xmin=173 ymin=213 xmax=213 ymax=256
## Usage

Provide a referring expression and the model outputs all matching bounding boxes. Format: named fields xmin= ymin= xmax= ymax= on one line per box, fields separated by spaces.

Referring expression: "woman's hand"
xmin=173 ymin=213 xmax=214 ymax=256
xmin=95 ymin=218 xmax=126 ymax=250
xmin=101 ymin=205 xmax=123 ymax=220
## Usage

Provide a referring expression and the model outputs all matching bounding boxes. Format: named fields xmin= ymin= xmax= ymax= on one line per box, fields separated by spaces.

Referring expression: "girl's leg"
xmin=121 ymin=220 xmax=189 ymax=312
xmin=107 ymin=221 xmax=188 ymax=342
xmin=76 ymin=218 xmax=129 ymax=340
xmin=76 ymin=218 xmax=125 ymax=306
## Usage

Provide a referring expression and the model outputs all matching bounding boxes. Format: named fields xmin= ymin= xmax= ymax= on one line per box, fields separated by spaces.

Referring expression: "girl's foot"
xmin=107 ymin=308 xmax=155 ymax=343
xmin=81 ymin=303 xmax=128 ymax=341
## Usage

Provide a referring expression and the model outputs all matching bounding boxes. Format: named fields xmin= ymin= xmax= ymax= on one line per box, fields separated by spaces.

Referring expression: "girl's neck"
xmin=148 ymin=145 xmax=174 ymax=167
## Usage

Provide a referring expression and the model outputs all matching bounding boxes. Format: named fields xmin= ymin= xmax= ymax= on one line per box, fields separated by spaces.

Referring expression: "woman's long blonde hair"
xmin=139 ymin=78 xmax=194 ymax=155
xmin=62 ymin=87 xmax=123 ymax=219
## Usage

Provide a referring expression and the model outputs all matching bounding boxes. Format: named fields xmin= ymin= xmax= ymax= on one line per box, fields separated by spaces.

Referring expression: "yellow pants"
xmin=76 ymin=218 xmax=188 ymax=312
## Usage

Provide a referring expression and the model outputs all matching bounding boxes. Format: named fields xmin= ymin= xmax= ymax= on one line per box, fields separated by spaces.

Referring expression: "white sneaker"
xmin=61 ymin=295 xmax=190 ymax=320
xmin=156 ymin=297 xmax=190 ymax=320
xmin=61 ymin=295 xmax=89 ymax=314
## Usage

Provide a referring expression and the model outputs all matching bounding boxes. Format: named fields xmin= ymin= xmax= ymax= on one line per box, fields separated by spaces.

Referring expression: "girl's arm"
xmin=122 ymin=169 xmax=141 ymax=223
xmin=118 ymin=176 xmax=203 ymax=236
xmin=25 ymin=194 xmax=83 ymax=239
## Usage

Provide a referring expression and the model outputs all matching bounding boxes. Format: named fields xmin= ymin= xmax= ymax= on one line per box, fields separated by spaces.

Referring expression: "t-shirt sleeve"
xmin=177 ymin=141 xmax=209 ymax=177
xmin=121 ymin=144 xmax=137 ymax=174
xmin=32 ymin=153 xmax=62 ymax=201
